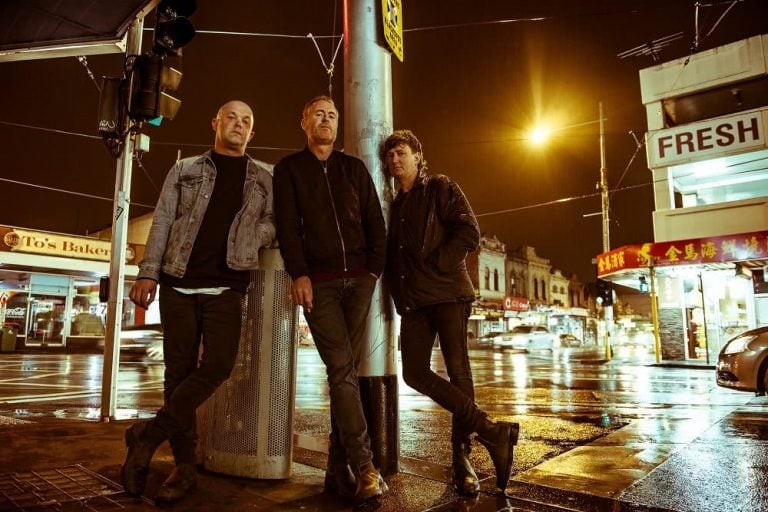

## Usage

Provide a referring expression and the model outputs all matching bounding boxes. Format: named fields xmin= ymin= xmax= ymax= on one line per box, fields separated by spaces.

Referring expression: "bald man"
xmin=121 ymin=100 xmax=275 ymax=504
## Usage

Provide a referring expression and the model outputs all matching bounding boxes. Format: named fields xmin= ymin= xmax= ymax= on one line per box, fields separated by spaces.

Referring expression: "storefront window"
xmin=671 ymin=149 xmax=768 ymax=208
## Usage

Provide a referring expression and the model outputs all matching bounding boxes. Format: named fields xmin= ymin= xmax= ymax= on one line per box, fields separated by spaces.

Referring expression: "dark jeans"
xmin=304 ymin=275 xmax=377 ymax=469
xmin=154 ymin=286 xmax=243 ymax=464
xmin=400 ymin=301 xmax=484 ymax=442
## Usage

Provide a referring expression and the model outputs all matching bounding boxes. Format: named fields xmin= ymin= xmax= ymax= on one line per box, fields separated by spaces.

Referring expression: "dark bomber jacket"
xmin=385 ymin=172 xmax=480 ymax=314
xmin=273 ymin=148 xmax=386 ymax=279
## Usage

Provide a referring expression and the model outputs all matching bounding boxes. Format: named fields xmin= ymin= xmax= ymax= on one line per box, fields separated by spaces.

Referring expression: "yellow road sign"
xmin=382 ymin=0 xmax=403 ymax=62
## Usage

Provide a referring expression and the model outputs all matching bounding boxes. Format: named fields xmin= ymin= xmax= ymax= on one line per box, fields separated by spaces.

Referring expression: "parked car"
xmin=120 ymin=324 xmax=164 ymax=361
xmin=476 ymin=331 xmax=503 ymax=346
xmin=716 ymin=326 xmax=768 ymax=395
xmin=559 ymin=333 xmax=582 ymax=347
xmin=494 ymin=325 xmax=558 ymax=351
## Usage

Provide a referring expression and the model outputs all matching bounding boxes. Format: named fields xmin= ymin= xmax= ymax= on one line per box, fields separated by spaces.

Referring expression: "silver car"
xmin=494 ymin=325 xmax=558 ymax=351
xmin=716 ymin=326 xmax=768 ymax=395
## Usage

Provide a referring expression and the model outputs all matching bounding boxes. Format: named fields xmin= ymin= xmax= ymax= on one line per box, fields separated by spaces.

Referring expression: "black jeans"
xmin=155 ymin=286 xmax=243 ymax=464
xmin=400 ymin=301 xmax=484 ymax=441
xmin=304 ymin=275 xmax=377 ymax=469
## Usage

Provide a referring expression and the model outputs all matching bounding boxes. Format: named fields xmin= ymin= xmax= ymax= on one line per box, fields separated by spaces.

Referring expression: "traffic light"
xmin=596 ymin=279 xmax=613 ymax=306
xmin=152 ymin=0 xmax=197 ymax=56
xmin=128 ymin=0 xmax=196 ymax=124
xmin=129 ymin=54 xmax=182 ymax=122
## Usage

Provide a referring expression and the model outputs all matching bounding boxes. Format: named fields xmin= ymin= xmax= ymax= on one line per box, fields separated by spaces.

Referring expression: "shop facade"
xmin=0 ymin=225 xmax=142 ymax=350
xmin=598 ymin=232 xmax=768 ymax=362
xmin=597 ymin=33 xmax=768 ymax=363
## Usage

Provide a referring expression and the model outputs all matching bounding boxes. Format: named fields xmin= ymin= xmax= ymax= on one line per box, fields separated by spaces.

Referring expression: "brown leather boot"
xmin=155 ymin=463 xmax=197 ymax=504
xmin=452 ymin=440 xmax=480 ymax=495
xmin=120 ymin=421 xmax=166 ymax=497
xmin=476 ymin=419 xmax=520 ymax=491
xmin=353 ymin=462 xmax=388 ymax=504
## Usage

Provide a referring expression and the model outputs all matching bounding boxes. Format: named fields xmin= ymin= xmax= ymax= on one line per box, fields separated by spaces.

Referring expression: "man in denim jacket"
xmin=121 ymin=100 xmax=275 ymax=504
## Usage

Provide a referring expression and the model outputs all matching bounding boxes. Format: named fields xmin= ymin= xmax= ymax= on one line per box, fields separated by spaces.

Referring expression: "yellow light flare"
xmin=528 ymin=124 xmax=552 ymax=145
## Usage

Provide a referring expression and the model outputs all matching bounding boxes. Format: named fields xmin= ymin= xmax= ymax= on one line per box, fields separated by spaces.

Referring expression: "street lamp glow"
xmin=529 ymin=124 xmax=552 ymax=145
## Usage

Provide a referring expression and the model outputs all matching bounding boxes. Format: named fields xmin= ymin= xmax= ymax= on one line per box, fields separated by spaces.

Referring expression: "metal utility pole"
xmin=599 ymin=102 xmax=610 ymax=254
xmin=343 ymin=0 xmax=399 ymax=475
xmin=101 ymin=17 xmax=143 ymax=421
xmin=599 ymin=101 xmax=613 ymax=360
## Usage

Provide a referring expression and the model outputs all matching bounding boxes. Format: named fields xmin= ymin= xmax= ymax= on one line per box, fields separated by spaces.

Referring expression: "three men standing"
xmin=123 ymin=97 xmax=518 ymax=504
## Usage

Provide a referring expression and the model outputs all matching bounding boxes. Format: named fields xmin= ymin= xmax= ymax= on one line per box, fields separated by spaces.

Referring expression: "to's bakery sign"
xmin=0 ymin=226 xmax=136 ymax=263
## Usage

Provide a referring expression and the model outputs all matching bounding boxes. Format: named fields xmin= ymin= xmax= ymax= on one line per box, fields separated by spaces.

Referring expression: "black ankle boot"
xmin=353 ymin=462 xmax=388 ymax=505
xmin=476 ymin=419 xmax=520 ymax=491
xmin=121 ymin=421 xmax=166 ymax=497
xmin=323 ymin=431 xmax=356 ymax=498
xmin=452 ymin=441 xmax=480 ymax=496
xmin=155 ymin=463 xmax=197 ymax=504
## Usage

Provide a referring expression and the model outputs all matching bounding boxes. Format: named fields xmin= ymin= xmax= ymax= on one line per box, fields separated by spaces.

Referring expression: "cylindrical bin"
xmin=0 ymin=325 xmax=17 ymax=352
xmin=197 ymin=249 xmax=298 ymax=478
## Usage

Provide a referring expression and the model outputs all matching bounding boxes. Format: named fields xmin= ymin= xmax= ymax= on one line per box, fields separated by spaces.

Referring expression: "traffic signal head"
xmin=129 ymin=54 xmax=182 ymax=122
xmin=153 ymin=0 xmax=197 ymax=56
xmin=596 ymin=279 xmax=613 ymax=306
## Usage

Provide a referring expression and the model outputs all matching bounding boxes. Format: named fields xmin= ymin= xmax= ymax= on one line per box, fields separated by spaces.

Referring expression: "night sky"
xmin=1 ymin=0 xmax=766 ymax=280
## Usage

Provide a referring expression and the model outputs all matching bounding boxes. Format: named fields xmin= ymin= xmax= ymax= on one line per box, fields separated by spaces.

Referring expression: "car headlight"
xmin=722 ymin=335 xmax=757 ymax=355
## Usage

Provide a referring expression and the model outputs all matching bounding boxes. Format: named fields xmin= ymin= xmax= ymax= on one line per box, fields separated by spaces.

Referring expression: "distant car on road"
xmin=120 ymin=324 xmax=164 ymax=361
xmin=716 ymin=326 xmax=768 ymax=395
xmin=476 ymin=331 xmax=503 ymax=346
xmin=493 ymin=325 xmax=558 ymax=351
xmin=559 ymin=333 xmax=582 ymax=347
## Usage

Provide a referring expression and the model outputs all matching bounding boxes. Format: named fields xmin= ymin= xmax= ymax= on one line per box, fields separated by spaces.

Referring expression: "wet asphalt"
xmin=0 ymin=345 xmax=766 ymax=511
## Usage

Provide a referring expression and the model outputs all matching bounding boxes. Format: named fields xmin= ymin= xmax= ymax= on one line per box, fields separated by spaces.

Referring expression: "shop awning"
xmin=596 ymin=230 xmax=768 ymax=280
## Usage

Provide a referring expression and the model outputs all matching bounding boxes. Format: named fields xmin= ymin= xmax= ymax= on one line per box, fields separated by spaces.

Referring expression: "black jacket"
xmin=385 ymin=172 xmax=480 ymax=314
xmin=273 ymin=148 xmax=386 ymax=279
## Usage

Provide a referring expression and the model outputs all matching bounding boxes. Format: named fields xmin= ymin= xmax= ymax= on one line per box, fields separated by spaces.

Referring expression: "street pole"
xmin=599 ymin=102 xmax=613 ymax=361
xmin=100 ymin=17 xmax=143 ymax=421
xmin=650 ymin=263 xmax=661 ymax=364
xmin=343 ymin=0 xmax=399 ymax=475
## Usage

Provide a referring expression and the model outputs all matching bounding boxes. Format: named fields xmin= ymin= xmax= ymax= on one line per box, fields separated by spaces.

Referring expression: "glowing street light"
xmin=526 ymin=103 xmax=610 ymax=253
xmin=528 ymin=124 xmax=552 ymax=145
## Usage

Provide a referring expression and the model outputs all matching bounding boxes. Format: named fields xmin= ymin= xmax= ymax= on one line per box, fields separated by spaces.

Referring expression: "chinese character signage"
xmin=596 ymin=230 xmax=768 ymax=277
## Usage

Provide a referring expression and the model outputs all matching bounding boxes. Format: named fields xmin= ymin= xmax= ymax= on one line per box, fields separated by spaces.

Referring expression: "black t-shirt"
xmin=162 ymin=152 xmax=250 ymax=292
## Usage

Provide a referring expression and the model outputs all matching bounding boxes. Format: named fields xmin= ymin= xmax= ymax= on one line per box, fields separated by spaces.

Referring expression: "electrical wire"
xmin=0 ymin=176 xmax=155 ymax=209
xmin=76 ymin=56 xmax=101 ymax=92
xmin=0 ymin=121 xmax=295 ymax=152
xmin=475 ymin=182 xmax=650 ymax=218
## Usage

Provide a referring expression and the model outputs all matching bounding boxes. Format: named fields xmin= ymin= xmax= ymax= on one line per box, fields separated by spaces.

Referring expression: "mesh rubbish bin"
xmin=0 ymin=325 xmax=17 ymax=352
xmin=198 ymin=249 xmax=298 ymax=479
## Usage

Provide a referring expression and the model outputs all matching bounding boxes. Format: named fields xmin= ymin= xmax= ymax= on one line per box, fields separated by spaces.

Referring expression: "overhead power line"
xmin=0 ymin=176 xmax=155 ymax=209
xmin=475 ymin=182 xmax=650 ymax=218
xmin=0 ymin=120 xmax=295 ymax=152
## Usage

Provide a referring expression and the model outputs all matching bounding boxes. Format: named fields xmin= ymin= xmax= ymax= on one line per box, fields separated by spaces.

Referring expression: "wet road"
xmin=0 ymin=346 xmax=752 ymax=472
xmin=2 ymin=346 xmax=767 ymax=511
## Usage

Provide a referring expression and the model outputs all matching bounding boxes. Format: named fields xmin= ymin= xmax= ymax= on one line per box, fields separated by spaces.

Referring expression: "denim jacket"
xmin=138 ymin=150 xmax=276 ymax=281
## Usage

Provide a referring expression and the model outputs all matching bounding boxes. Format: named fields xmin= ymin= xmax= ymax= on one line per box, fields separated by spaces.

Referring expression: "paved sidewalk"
xmin=1 ymin=398 xmax=766 ymax=511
